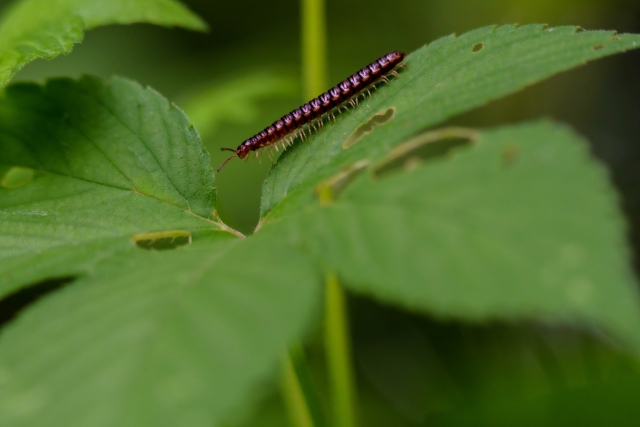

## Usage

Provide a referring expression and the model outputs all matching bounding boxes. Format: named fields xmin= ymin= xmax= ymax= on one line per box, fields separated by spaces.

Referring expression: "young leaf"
xmin=264 ymin=120 xmax=640 ymax=353
xmin=0 ymin=76 xmax=222 ymax=296
xmin=261 ymin=25 xmax=640 ymax=216
xmin=0 ymin=0 xmax=207 ymax=88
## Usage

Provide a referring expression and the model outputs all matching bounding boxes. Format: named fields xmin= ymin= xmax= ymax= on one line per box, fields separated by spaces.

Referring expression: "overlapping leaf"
xmin=2 ymin=22 xmax=640 ymax=427
xmin=0 ymin=0 xmax=206 ymax=88
xmin=257 ymin=25 xmax=640 ymax=351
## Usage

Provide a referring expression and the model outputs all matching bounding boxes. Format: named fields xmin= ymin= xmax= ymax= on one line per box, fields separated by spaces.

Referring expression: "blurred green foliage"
xmin=2 ymin=0 xmax=640 ymax=426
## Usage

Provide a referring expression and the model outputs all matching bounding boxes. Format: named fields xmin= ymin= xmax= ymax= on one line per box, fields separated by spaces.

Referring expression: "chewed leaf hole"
xmin=133 ymin=230 xmax=192 ymax=250
xmin=0 ymin=276 xmax=76 ymax=329
xmin=1 ymin=166 xmax=34 ymax=188
xmin=342 ymin=107 xmax=395 ymax=149
xmin=592 ymin=44 xmax=606 ymax=50
xmin=472 ymin=42 xmax=484 ymax=53
xmin=375 ymin=127 xmax=479 ymax=177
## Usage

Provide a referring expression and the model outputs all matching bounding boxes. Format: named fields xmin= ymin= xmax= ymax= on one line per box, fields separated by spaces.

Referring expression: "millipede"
xmin=216 ymin=51 xmax=406 ymax=172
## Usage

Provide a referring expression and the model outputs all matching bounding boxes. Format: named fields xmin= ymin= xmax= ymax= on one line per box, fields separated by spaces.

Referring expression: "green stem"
xmin=282 ymin=346 xmax=325 ymax=427
xmin=301 ymin=3 xmax=357 ymax=426
xmin=282 ymin=4 xmax=330 ymax=425
xmin=325 ymin=272 xmax=357 ymax=427
xmin=301 ymin=0 xmax=327 ymax=99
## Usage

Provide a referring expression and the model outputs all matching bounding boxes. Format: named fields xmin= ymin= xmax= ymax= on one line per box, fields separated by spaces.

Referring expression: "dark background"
xmin=7 ymin=0 xmax=640 ymax=425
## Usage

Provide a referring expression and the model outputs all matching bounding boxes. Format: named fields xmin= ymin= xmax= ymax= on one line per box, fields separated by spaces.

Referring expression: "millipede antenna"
xmin=216 ymin=153 xmax=237 ymax=173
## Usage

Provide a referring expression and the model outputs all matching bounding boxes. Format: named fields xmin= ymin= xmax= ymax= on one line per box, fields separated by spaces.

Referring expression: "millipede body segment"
xmin=217 ymin=51 xmax=406 ymax=172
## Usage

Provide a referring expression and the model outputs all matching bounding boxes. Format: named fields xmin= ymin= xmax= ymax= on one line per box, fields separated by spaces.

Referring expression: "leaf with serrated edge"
xmin=0 ymin=0 xmax=207 ymax=88
xmin=0 ymin=229 xmax=321 ymax=427
xmin=261 ymin=25 xmax=640 ymax=217
xmin=265 ymin=120 xmax=640 ymax=352
xmin=0 ymin=75 xmax=322 ymax=427
xmin=0 ymin=76 xmax=225 ymax=296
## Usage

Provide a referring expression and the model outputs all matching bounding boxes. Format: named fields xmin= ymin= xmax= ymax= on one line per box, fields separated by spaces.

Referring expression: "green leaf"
xmin=265 ymin=120 xmax=640 ymax=352
xmin=0 ymin=76 xmax=222 ymax=296
xmin=0 ymin=0 xmax=207 ymax=88
xmin=260 ymin=25 xmax=640 ymax=217
xmin=0 ymin=76 xmax=322 ymax=426
xmin=0 ymin=229 xmax=322 ymax=427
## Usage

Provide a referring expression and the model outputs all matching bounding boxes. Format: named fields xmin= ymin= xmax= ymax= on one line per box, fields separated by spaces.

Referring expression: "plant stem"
xmin=301 ymin=3 xmax=357 ymax=427
xmin=301 ymin=0 xmax=327 ymax=99
xmin=325 ymin=271 xmax=357 ymax=427
xmin=282 ymin=346 xmax=325 ymax=427
xmin=282 ymin=2 xmax=329 ymax=426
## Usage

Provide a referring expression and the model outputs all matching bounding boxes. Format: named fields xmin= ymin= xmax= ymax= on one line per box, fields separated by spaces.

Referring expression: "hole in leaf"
xmin=133 ymin=230 xmax=192 ymax=250
xmin=592 ymin=44 xmax=606 ymax=50
xmin=1 ymin=166 xmax=34 ymax=189
xmin=0 ymin=276 xmax=76 ymax=328
xmin=472 ymin=42 xmax=484 ymax=52
xmin=315 ymin=160 xmax=370 ymax=204
xmin=374 ymin=127 xmax=479 ymax=178
xmin=342 ymin=107 xmax=395 ymax=149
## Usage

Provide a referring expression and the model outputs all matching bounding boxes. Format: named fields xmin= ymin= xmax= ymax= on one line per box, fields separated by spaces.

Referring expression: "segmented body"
xmin=217 ymin=51 xmax=405 ymax=172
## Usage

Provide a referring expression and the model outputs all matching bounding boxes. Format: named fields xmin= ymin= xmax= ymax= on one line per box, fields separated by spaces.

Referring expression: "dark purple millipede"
xmin=216 ymin=51 xmax=406 ymax=172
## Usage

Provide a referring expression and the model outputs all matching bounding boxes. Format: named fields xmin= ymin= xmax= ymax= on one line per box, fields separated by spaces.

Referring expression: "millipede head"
xmin=237 ymin=144 xmax=251 ymax=159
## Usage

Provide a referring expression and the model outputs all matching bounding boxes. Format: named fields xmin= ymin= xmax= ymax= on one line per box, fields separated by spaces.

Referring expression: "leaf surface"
xmin=0 ymin=76 xmax=321 ymax=427
xmin=0 ymin=229 xmax=321 ymax=427
xmin=0 ymin=0 xmax=206 ymax=87
xmin=265 ymin=121 xmax=640 ymax=351
xmin=261 ymin=25 xmax=640 ymax=216
xmin=0 ymin=76 xmax=220 ymax=295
